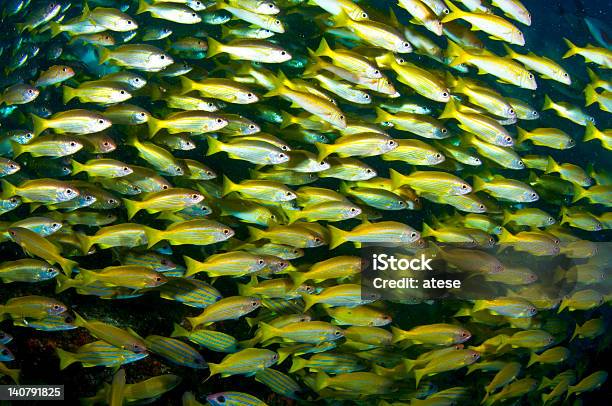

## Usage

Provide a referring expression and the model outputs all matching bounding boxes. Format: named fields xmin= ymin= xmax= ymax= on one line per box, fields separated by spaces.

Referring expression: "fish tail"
xmin=98 ymin=47 xmax=112 ymax=65
xmin=446 ymin=41 xmax=468 ymax=67
xmin=76 ymin=233 xmax=93 ymax=255
xmin=71 ymin=160 xmax=84 ymax=175
xmin=314 ymin=142 xmax=333 ymax=162
xmin=303 ymin=50 xmax=323 ymax=77
xmin=58 ymin=257 xmax=78 ymax=275
xmin=472 ymin=175 xmax=485 ymax=192
xmin=374 ymin=106 xmax=391 ymax=123
xmin=279 ymin=111 xmax=293 ymax=129
xmin=527 ymin=351 xmax=538 ymax=367
xmin=171 ymin=323 xmax=189 ymax=338
xmin=3 ymin=367 xmax=19 ymax=384
xmin=56 ymin=348 xmax=78 ymax=370
xmin=584 ymin=84 xmax=598 ymax=106
xmin=221 ymin=175 xmax=237 ymax=197
xmin=439 ymin=98 xmax=457 ymax=119
xmin=288 ymin=271 xmax=306 ymax=289
xmin=545 ymin=156 xmax=558 ymax=174
xmin=30 ymin=113 xmax=48 ymax=137
xmin=314 ymin=37 xmax=332 ymax=57
xmin=421 ymin=223 xmax=434 ymax=238
xmin=497 ymin=227 xmax=515 ymax=243
xmin=55 ymin=274 xmax=76 ymax=293
xmin=562 ymin=38 xmax=580 ymax=58
xmin=314 ymin=371 xmax=330 ymax=391
xmin=572 ymin=184 xmax=586 ymax=203
xmin=247 ymin=226 xmax=264 ymax=242
xmin=502 ymin=43 xmax=517 ymax=59
xmin=15 ymin=23 xmax=26 ymax=33
xmin=570 ymin=323 xmax=581 ymax=341
xmin=389 ymin=168 xmax=406 ymax=189
xmin=331 ymin=10 xmax=350 ymax=28
xmin=516 ymin=127 xmax=529 ymax=144
xmin=586 ymin=67 xmax=599 ymax=84
xmin=391 ymin=326 xmax=406 ymax=343
xmin=542 ymin=94 xmax=554 ymax=110
xmin=123 ymin=198 xmax=141 ymax=220
xmin=144 ymin=226 xmax=164 ymax=249
xmin=583 ymin=122 xmax=599 ymax=142
xmin=285 ymin=209 xmax=301 ymax=225
xmin=9 ymin=141 xmax=24 ymax=158
xmin=49 ymin=22 xmax=62 ymax=38
xmin=258 ymin=321 xmax=280 ymax=343
xmin=502 ymin=209 xmax=513 ymax=225
xmin=62 ymin=85 xmax=76 ymax=104
xmin=206 ymin=362 xmax=219 ymax=380
xmin=186 ymin=315 xmax=202 ymax=329
xmin=276 ymin=347 xmax=294 ymax=364
xmin=183 ymin=255 xmax=202 ymax=277
xmin=441 ymin=0 xmax=465 ymax=23
xmin=148 ymin=115 xmax=166 ymax=139
xmin=179 ymin=76 xmax=195 ymax=95
xmin=79 ymin=269 xmax=97 ymax=285
xmin=72 ymin=311 xmax=88 ymax=328
xmin=414 ymin=368 xmax=425 ymax=388
xmin=289 ymin=356 xmax=307 ymax=373
xmin=263 ymin=71 xmax=288 ymax=97
xmin=327 ymin=225 xmax=348 ymax=249
xmin=206 ymin=36 xmax=224 ymax=58
xmin=206 ymin=136 xmax=223 ymax=156
xmin=301 ymin=292 xmax=317 ymax=311
xmin=136 ymin=0 xmax=149 ymax=14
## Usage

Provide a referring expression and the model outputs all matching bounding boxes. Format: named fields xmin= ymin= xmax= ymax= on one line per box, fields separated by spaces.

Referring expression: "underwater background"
xmin=0 ymin=0 xmax=610 ymax=405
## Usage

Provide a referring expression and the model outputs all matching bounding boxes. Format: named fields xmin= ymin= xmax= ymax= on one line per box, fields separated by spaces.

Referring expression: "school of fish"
xmin=0 ymin=0 xmax=610 ymax=404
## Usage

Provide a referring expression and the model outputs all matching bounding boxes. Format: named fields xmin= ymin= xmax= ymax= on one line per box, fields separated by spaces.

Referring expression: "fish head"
xmin=349 ymin=8 xmax=369 ymax=21
xmin=429 ymin=151 xmax=445 ymax=165
xmin=453 ymin=182 xmax=472 ymax=195
xmin=374 ymin=313 xmax=392 ymax=326
xmin=525 ymin=190 xmax=539 ymax=202
xmin=521 ymin=71 xmax=537 ymax=90
xmin=395 ymin=39 xmax=413 ymax=54
xmin=434 ymin=126 xmax=449 ymax=139
xmin=456 ymin=329 xmax=472 ymax=343
xmin=330 ymin=326 xmax=345 ymax=340
xmin=42 ymin=266 xmax=60 ymax=280
xmin=267 ymin=17 xmax=285 ymax=33
xmin=148 ymin=272 xmax=168 ymax=288
xmin=512 ymin=30 xmax=526 ymax=46
xmin=341 ymin=205 xmax=362 ymax=219
xmin=93 ymin=116 xmax=113 ymax=132
xmin=0 ymin=346 xmax=14 ymax=362
xmin=426 ymin=19 xmax=443 ymax=36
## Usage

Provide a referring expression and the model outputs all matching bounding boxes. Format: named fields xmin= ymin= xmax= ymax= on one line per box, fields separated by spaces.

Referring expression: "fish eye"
xmin=249 ymin=124 xmax=255 ymax=129
xmin=52 ymin=304 xmax=61 ymax=310
xmin=70 ymin=141 xmax=76 ymax=147
xmin=9 ymin=163 xmax=16 ymax=169
xmin=444 ymin=8 xmax=450 ymax=14
xmin=257 ymin=259 xmax=265 ymax=265
xmin=62 ymin=67 xmax=67 ymax=72
xmin=127 ymin=20 xmax=132 ymax=24
xmin=9 ymin=230 xmax=15 ymax=236
xmin=441 ymin=128 xmax=448 ymax=133
xmin=532 ymin=111 xmax=538 ymax=116
xmin=281 ymin=51 xmax=286 ymax=55
xmin=350 ymin=207 xmax=357 ymax=212
xmin=155 ymin=276 xmax=162 ymax=282
xmin=528 ymin=74 xmax=534 ymax=79
xmin=274 ymin=20 xmax=280 ymax=25
xmin=479 ymin=204 xmax=485 ymax=210
xmin=461 ymin=184 xmax=467 ymax=189
xmin=442 ymin=91 xmax=449 ymax=97
xmin=247 ymin=93 xmax=253 ymax=98
xmin=66 ymin=189 xmax=73 ymax=194
xmin=98 ymin=119 xmax=104 ymax=124
xmin=435 ymin=153 xmax=441 ymax=159
xmin=399 ymin=201 xmax=405 ymax=206
xmin=10 ymin=198 xmax=17 ymax=203
xmin=251 ymin=301 xmax=258 ymax=307
xmin=509 ymin=108 xmax=514 ymax=114
xmin=339 ymin=115 xmax=345 ymax=120
xmin=402 ymin=42 xmax=409 ymax=48
xmin=563 ymin=72 xmax=568 ymax=77
xmin=191 ymin=13 xmax=196 ymax=17
xmin=120 ymin=90 xmax=125 ymax=94
xmin=366 ymin=169 xmax=373 ymax=173
xmin=52 ymin=223 xmax=60 ymax=228
xmin=314 ymin=237 xmax=321 ymax=243
xmin=364 ymin=94 xmax=370 ymax=99
xmin=160 ymin=55 xmax=165 ymax=59
xmin=531 ymin=193 xmax=537 ymax=198
xmin=217 ymin=395 xmax=226 ymax=403
xmin=223 ymin=228 xmax=231 ymax=235
xmin=122 ymin=166 xmax=129 ymax=171
xmin=134 ymin=78 xmax=140 ymax=83
xmin=410 ymin=231 xmax=417 ymax=238
xmin=388 ymin=140 xmax=395 ymax=146
xmin=191 ymin=194 xmax=198 ymax=199
xmin=518 ymin=160 xmax=524 ymax=167
xmin=162 ymin=185 xmax=169 ymax=190
xmin=103 ymin=141 xmax=110 ymax=146
xmin=279 ymin=153 xmax=286 ymax=159
xmin=334 ymin=330 xmax=342 ymax=336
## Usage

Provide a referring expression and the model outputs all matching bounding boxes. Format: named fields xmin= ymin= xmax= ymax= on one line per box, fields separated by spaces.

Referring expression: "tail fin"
xmin=586 ymin=68 xmax=599 ymax=85
xmin=171 ymin=323 xmax=190 ymax=338
xmin=446 ymin=40 xmax=469 ymax=67
xmin=441 ymin=0 xmax=466 ymax=23
xmin=314 ymin=371 xmax=330 ymax=391
xmin=10 ymin=141 xmax=24 ymax=158
xmin=570 ymin=323 xmax=581 ymax=341
xmin=56 ymin=348 xmax=78 ymax=370
xmin=183 ymin=255 xmax=204 ymax=277
xmin=258 ymin=322 xmax=280 ymax=343
xmin=374 ymin=107 xmax=391 ymax=123
xmin=497 ymin=227 xmax=515 ymax=243
xmin=0 ymin=180 xmax=16 ymax=200
xmin=583 ymin=122 xmax=599 ymax=142
xmin=30 ymin=114 xmax=48 ymax=137
xmin=545 ymin=156 xmax=558 ymax=174
xmin=57 ymin=257 xmax=78 ymax=275
xmin=315 ymin=37 xmax=333 ymax=57
xmin=472 ymin=175 xmax=485 ymax=192
xmin=542 ymin=94 xmax=554 ymax=110
xmin=503 ymin=44 xmax=518 ymax=59
xmin=147 ymin=116 xmax=163 ymax=138
xmin=206 ymin=136 xmax=224 ymax=156
xmin=516 ymin=127 xmax=529 ymax=144
xmin=584 ymin=85 xmax=598 ymax=106
xmin=314 ymin=142 xmax=334 ymax=162
xmin=572 ymin=184 xmax=586 ymax=203
xmin=331 ymin=10 xmax=350 ymax=28
xmin=221 ymin=175 xmax=237 ymax=197
xmin=414 ymin=368 xmax=426 ymax=388
xmin=289 ymin=356 xmax=307 ymax=373
xmin=62 ymin=85 xmax=76 ymax=104
xmin=123 ymin=198 xmax=141 ymax=220
xmin=279 ymin=111 xmax=294 ymax=129
xmin=389 ymin=168 xmax=405 ymax=189
xmin=144 ymin=226 xmax=164 ymax=249
xmin=301 ymin=292 xmax=317 ymax=311
xmin=439 ymin=99 xmax=458 ymax=120
xmin=76 ymin=233 xmax=93 ymax=255
xmin=391 ymin=326 xmax=407 ymax=344
xmin=136 ymin=0 xmax=149 ymax=14
xmin=562 ymin=38 xmax=580 ymax=58
xmin=206 ymin=37 xmax=224 ymax=58
xmin=327 ymin=225 xmax=348 ymax=249
xmin=180 ymin=76 xmax=196 ymax=95
xmin=98 ymin=47 xmax=112 ymax=65
xmin=49 ymin=22 xmax=62 ymax=38
xmin=527 ymin=352 xmax=539 ymax=367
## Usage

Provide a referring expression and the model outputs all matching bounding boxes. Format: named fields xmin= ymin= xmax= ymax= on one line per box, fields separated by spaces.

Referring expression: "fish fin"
xmin=314 ymin=142 xmax=333 ymax=162
xmin=58 ymin=257 xmax=78 ymax=276
xmin=586 ymin=67 xmax=599 ymax=84
xmin=71 ymin=160 xmax=85 ymax=175
xmin=206 ymin=36 xmax=224 ymax=58
xmin=583 ymin=122 xmax=599 ymax=142
xmin=288 ymin=271 xmax=306 ymax=289
xmin=183 ymin=255 xmax=202 ymax=277
xmin=246 ymin=226 xmax=264 ymax=242
xmin=542 ymin=94 xmax=554 ymax=110
xmin=516 ymin=127 xmax=529 ymax=144
xmin=98 ymin=47 xmax=112 ymax=65
xmin=55 ymin=274 xmax=73 ymax=293
xmin=144 ymin=226 xmax=164 ymax=249
xmin=285 ymin=209 xmax=301 ymax=225
xmin=441 ymin=0 xmax=466 ymax=23
xmin=72 ymin=311 xmax=87 ymax=328
xmin=76 ymin=233 xmax=92 ymax=255
xmin=206 ymin=362 xmax=219 ymax=380
xmin=584 ymin=84 xmax=598 ymax=106
xmin=502 ymin=209 xmax=513 ymax=225
xmin=30 ymin=114 xmax=48 ymax=137
xmin=258 ymin=321 xmax=280 ymax=343
xmin=545 ymin=156 xmax=558 ymax=174
xmin=9 ymin=141 xmax=24 ymax=158
xmin=572 ymin=184 xmax=586 ymax=203
xmin=179 ymin=76 xmax=195 ymax=95
xmin=331 ymin=10 xmax=350 ymax=28
xmin=570 ymin=323 xmax=581 ymax=341
xmin=221 ymin=175 xmax=237 ymax=197
xmin=497 ymin=227 xmax=515 ymax=243
xmin=62 ymin=85 xmax=76 ymax=104
xmin=421 ymin=223 xmax=435 ymax=238
xmin=263 ymin=71 xmax=288 ymax=98
xmin=146 ymin=116 xmax=163 ymax=138
xmin=314 ymin=37 xmax=332 ymax=58
xmin=49 ymin=22 xmax=62 ymax=38
xmin=289 ymin=356 xmax=307 ymax=373
xmin=502 ymin=43 xmax=517 ymax=59
xmin=301 ymin=292 xmax=317 ymax=311
xmin=327 ymin=225 xmax=348 ymax=249
xmin=123 ymin=198 xmax=141 ymax=220
xmin=472 ymin=175 xmax=485 ymax=192
xmin=279 ymin=111 xmax=294 ymax=129
xmin=439 ymin=98 xmax=457 ymax=119
xmin=389 ymin=168 xmax=404 ymax=189
xmin=56 ymin=348 xmax=77 ymax=370
xmin=136 ymin=0 xmax=149 ymax=14
xmin=562 ymin=38 xmax=580 ymax=58
xmin=413 ymin=368 xmax=426 ymax=388
xmin=206 ymin=136 xmax=223 ymax=156
xmin=303 ymin=50 xmax=324 ymax=77
xmin=374 ymin=106 xmax=391 ymax=123
xmin=314 ymin=371 xmax=330 ymax=391
xmin=391 ymin=326 xmax=406 ymax=343
xmin=526 ymin=351 xmax=538 ymax=367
